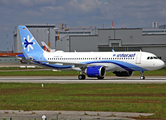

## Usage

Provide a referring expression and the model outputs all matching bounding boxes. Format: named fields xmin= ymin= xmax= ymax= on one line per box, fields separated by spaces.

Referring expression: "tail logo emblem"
xmin=22 ymin=35 xmax=35 ymax=51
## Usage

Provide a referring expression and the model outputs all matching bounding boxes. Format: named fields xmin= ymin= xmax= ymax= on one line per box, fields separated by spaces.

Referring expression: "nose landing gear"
xmin=140 ymin=71 xmax=145 ymax=79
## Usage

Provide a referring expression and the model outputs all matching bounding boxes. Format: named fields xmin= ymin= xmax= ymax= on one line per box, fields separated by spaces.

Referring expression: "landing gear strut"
xmin=140 ymin=71 xmax=145 ymax=79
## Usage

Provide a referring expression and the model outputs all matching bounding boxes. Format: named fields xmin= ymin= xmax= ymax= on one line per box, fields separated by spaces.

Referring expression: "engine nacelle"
xmin=113 ymin=71 xmax=133 ymax=77
xmin=85 ymin=66 xmax=106 ymax=77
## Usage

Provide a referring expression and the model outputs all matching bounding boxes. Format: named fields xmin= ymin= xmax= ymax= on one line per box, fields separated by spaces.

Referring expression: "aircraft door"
xmin=135 ymin=53 xmax=142 ymax=64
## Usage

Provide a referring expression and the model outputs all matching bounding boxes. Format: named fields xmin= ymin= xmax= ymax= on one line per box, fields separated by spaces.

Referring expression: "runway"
xmin=0 ymin=76 xmax=166 ymax=84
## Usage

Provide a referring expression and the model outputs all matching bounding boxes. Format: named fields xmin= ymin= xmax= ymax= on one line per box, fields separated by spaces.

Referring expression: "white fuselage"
xmin=42 ymin=51 xmax=165 ymax=72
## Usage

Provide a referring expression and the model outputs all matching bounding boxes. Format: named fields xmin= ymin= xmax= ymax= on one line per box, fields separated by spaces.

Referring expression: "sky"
xmin=0 ymin=0 xmax=166 ymax=51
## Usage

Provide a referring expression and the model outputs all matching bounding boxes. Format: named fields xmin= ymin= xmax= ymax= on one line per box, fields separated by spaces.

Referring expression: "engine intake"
xmin=86 ymin=66 xmax=106 ymax=77
xmin=113 ymin=71 xmax=133 ymax=77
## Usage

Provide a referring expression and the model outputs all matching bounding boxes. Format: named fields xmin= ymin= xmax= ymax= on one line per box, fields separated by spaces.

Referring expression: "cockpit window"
xmin=147 ymin=56 xmax=158 ymax=60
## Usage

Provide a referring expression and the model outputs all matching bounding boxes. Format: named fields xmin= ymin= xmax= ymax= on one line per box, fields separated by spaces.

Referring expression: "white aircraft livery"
xmin=18 ymin=25 xmax=165 ymax=80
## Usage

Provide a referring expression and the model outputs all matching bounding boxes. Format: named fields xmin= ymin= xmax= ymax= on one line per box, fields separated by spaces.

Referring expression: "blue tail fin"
xmin=18 ymin=25 xmax=44 ymax=60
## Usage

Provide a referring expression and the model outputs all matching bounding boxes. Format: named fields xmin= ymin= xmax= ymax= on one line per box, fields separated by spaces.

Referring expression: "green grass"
xmin=0 ymin=83 xmax=166 ymax=119
xmin=0 ymin=67 xmax=166 ymax=76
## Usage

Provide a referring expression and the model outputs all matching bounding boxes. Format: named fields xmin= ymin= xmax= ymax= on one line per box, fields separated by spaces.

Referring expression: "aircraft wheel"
xmin=78 ymin=75 xmax=86 ymax=80
xmin=140 ymin=76 xmax=145 ymax=79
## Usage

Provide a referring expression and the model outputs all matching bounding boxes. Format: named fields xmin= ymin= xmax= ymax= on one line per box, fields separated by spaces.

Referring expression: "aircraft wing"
xmin=32 ymin=60 xmax=88 ymax=67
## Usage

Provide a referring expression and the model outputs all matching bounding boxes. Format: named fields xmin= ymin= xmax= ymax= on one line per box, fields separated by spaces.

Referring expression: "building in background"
xmin=0 ymin=53 xmax=20 ymax=63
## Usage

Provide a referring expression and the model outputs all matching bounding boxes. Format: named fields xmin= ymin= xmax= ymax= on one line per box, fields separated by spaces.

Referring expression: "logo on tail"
xmin=22 ymin=35 xmax=35 ymax=52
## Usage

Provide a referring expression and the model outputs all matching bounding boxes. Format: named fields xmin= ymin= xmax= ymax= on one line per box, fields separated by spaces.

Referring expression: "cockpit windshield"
xmin=147 ymin=56 xmax=158 ymax=60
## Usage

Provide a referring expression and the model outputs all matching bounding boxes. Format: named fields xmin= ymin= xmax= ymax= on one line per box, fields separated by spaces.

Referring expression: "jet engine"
xmin=113 ymin=71 xmax=133 ymax=77
xmin=85 ymin=66 xmax=106 ymax=78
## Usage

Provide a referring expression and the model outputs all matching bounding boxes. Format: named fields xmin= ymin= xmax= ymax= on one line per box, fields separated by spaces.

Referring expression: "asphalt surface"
xmin=0 ymin=76 xmax=166 ymax=84
xmin=0 ymin=110 xmax=153 ymax=120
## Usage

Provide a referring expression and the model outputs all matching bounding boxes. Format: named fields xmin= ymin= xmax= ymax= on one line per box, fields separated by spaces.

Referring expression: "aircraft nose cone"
xmin=158 ymin=60 xmax=165 ymax=69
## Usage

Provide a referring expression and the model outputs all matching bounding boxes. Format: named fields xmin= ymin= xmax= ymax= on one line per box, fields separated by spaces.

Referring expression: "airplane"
xmin=41 ymin=41 xmax=56 ymax=52
xmin=18 ymin=25 xmax=165 ymax=80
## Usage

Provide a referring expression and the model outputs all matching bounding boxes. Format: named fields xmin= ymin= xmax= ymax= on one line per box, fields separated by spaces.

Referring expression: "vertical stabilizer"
xmin=18 ymin=25 xmax=44 ymax=60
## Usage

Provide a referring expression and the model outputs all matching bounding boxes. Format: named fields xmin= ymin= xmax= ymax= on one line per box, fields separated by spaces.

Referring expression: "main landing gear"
xmin=78 ymin=67 xmax=86 ymax=80
xmin=140 ymin=71 xmax=145 ymax=79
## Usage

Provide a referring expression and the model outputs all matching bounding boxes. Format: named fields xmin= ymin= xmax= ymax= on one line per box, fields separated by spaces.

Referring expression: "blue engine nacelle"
xmin=85 ymin=66 xmax=106 ymax=78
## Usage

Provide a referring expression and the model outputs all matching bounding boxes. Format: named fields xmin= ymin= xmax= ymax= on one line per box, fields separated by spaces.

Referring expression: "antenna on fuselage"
xmin=112 ymin=49 xmax=115 ymax=52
